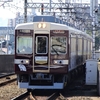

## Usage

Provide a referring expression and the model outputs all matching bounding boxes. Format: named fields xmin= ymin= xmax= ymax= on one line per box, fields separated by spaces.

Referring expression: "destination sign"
xmin=52 ymin=30 xmax=65 ymax=33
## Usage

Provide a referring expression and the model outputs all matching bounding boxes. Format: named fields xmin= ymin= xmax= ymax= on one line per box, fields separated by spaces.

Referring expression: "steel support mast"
xmin=1 ymin=0 xmax=93 ymax=31
xmin=24 ymin=0 xmax=27 ymax=23
xmin=90 ymin=0 xmax=98 ymax=59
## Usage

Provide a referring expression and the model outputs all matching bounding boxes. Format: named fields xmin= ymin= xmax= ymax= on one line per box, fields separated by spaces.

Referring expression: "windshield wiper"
xmin=52 ymin=44 xmax=62 ymax=47
xmin=51 ymin=45 xmax=59 ymax=55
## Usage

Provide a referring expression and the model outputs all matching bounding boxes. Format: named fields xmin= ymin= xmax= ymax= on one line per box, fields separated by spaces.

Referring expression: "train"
xmin=14 ymin=16 xmax=93 ymax=91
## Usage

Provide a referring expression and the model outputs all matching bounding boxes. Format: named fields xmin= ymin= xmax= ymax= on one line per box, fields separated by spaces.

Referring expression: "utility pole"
xmin=90 ymin=0 xmax=98 ymax=59
xmin=49 ymin=0 xmax=51 ymax=12
xmin=24 ymin=0 xmax=27 ymax=23
xmin=41 ymin=3 xmax=44 ymax=15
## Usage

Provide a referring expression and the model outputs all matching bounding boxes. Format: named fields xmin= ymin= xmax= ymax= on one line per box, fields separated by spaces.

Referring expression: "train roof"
xmin=15 ymin=22 xmax=92 ymax=39
xmin=15 ymin=22 xmax=80 ymax=33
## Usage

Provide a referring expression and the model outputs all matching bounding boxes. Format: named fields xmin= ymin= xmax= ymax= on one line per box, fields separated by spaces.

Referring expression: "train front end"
xmin=14 ymin=22 xmax=69 ymax=89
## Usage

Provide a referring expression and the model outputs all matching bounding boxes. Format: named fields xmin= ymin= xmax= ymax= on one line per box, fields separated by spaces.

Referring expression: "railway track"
xmin=0 ymin=72 xmax=15 ymax=78
xmin=47 ymin=92 xmax=59 ymax=100
xmin=11 ymin=91 xmax=65 ymax=100
xmin=11 ymin=92 xmax=29 ymax=100
xmin=11 ymin=74 xmax=100 ymax=100
xmin=34 ymin=92 xmax=66 ymax=100
xmin=0 ymin=73 xmax=17 ymax=87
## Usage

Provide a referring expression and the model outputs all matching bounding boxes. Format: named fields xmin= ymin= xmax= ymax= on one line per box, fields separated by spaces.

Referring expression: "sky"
xmin=0 ymin=0 xmax=99 ymax=26
xmin=0 ymin=7 xmax=16 ymax=26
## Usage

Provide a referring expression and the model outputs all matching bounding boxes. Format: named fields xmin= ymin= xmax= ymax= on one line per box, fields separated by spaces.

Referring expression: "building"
xmin=8 ymin=10 xmax=37 ymax=27
xmin=0 ymin=27 xmax=15 ymax=54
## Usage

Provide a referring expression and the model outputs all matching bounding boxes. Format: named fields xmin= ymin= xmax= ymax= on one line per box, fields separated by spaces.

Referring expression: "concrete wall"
xmin=0 ymin=55 xmax=14 ymax=72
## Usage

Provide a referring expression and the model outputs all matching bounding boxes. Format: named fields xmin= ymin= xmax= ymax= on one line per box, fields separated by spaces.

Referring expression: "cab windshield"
xmin=17 ymin=36 xmax=32 ymax=54
xmin=51 ymin=37 xmax=67 ymax=54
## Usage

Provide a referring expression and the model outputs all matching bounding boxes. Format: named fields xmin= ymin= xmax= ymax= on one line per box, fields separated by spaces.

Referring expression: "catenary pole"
xmin=90 ymin=0 xmax=98 ymax=59
xmin=24 ymin=0 xmax=27 ymax=23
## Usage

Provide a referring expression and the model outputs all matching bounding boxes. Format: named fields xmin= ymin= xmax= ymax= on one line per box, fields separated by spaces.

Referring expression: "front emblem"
xmin=18 ymin=64 xmax=26 ymax=71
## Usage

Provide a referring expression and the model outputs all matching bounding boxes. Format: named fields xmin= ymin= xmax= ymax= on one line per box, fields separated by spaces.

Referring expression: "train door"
xmin=33 ymin=34 xmax=50 ymax=72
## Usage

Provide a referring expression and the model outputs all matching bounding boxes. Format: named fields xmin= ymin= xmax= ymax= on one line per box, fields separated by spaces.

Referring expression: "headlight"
xmin=38 ymin=23 xmax=42 ymax=28
xmin=25 ymin=60 xmax=29 ymax=64
xmin=54 ymin=60 xmax=58 ymax=64
xmin=42 ymin=23 xmax=46 ymax=28
xmin=38 ymin=23 xmax=46 ymax=28
xmin=14 ymin=59 xmax=30 ymax=64
xmin=54 ymin=60 xmax=69 ymax=64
